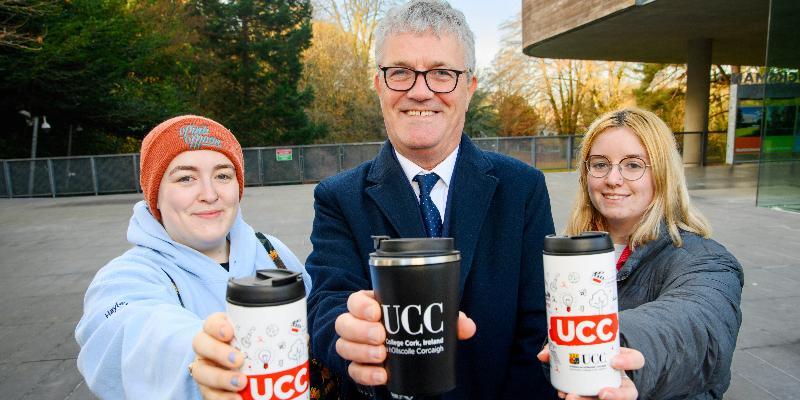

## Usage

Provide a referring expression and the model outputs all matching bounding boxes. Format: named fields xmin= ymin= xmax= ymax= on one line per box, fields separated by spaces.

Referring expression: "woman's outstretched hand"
xmin=191 ymin=312 xmax=246 ymax=400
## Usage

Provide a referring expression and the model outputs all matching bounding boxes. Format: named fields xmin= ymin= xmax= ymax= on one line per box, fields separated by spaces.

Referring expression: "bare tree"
xmin=302 ymin=0 xmax=397 ymax=142
xmin=313 ymin=0 xmax=393 ymax=68
xmin=537 ymin=58 xmax=588 ymax=135
xmin=0 ymin=0 xmax=54 ymax=50
xmin=487 ymin=13 xmax=638 ymax=135
xmin=302 ymin=20 xmax=384 ymax=142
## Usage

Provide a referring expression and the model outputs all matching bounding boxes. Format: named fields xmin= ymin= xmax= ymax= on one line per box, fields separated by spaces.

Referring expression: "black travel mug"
xmin=369 ymin=236 xmax=461 ymax=397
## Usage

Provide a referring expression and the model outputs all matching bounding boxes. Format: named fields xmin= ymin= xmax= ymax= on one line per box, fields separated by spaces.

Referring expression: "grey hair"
xmin=374 ymin=0 xmax=476 ymax=75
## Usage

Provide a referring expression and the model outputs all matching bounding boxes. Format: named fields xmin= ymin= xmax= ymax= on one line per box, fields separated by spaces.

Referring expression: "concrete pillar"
xmin=683 ymin=39 xmax=712 ymax=165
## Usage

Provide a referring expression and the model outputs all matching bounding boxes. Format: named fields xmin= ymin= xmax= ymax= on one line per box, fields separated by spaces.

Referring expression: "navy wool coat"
xmin=306 ymin=135 xmax=557 ymax=399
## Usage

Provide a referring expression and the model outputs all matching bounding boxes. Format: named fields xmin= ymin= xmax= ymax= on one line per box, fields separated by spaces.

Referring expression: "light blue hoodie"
xmin=75 ymin=201 xmax=311 ymax=399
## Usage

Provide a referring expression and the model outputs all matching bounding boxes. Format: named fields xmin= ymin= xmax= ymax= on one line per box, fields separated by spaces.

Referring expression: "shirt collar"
xmin=394 ymin=146 xmax=459 ymax=187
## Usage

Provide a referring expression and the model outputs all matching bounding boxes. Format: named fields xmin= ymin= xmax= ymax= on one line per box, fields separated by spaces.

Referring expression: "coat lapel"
xmin=448 ymin=136 xmax=498 ymax=295
xmin=365 ymin=142 xmax=426 ymax=238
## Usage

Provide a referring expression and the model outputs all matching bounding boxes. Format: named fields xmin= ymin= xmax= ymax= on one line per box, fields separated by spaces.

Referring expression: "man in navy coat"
xmin=306 ymin=1 xmax=556 ymax=398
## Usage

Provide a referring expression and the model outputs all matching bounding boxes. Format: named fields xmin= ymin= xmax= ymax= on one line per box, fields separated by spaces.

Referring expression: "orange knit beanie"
xmin=139 ymin=115 xmax=245 ymax=221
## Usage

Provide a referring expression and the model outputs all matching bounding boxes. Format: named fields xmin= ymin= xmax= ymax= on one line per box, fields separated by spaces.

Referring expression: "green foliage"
xmin=464 ymin=88 xmax=500 ymax=137
xmin=73 ymin=130 xmax=143 ymax=155
xmin=0 ymin=0 xmax=198 ymax=158
xmin=191 ymin=0 xmax=325 ymax=146
xmin=0 ymin=0 xmax=324 ymax=158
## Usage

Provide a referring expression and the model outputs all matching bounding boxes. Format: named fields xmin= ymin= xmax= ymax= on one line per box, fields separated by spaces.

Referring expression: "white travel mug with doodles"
xmin=226 ymin=269 xmax=309 ymax=400
xmin=543 ymin=232 xmax=621 ymax=395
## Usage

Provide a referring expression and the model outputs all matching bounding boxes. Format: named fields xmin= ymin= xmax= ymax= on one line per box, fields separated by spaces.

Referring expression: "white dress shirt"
xmin=394 ymin=147 xmax=459 ymax=223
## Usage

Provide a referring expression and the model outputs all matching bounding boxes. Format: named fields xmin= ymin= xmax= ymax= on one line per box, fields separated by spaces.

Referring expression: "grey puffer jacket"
xmin=618 ymin=225 xmax=744 ymax=400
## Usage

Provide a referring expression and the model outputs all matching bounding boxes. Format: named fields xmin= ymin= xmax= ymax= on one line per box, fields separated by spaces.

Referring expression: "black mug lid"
xmin=372 ymin=236 xmax=458 ymax=257
xmin=543 ymin=231 xmax=613 ymax=255
xmin=227 ymin=269 xmax=304 ymax=306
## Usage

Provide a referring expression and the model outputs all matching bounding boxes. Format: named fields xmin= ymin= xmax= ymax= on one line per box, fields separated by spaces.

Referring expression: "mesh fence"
xmin=0 ymin=133 xmax=726 ymax=197
xmin=570 ymin=136 xmax=583 ymax=170
xmin=535 ymin=137 xmax=569 ymax=170
xmin=7 ymin=159 xmax=52 ymax=197
xmin=262 ymin=147 xmax=303 ymax=184
xmin=472 ymin=138 xmax=500 ymax=153
xmin=498 ymin=137 xmax=533 ymax=165
xmin=0 ymin=162 xmax=8 ymax=197
xmin=342 ymin=143 xmax=381 ymax=170
xmin=51 ymin=157 xmax=95 ymax=196
xmin=243 ymin=149 xmax=262 ymax=186
xmin=95 ymin=155 xmax=138 ymax=194
xmin=302 ymin=145 xmax=340 ymax=182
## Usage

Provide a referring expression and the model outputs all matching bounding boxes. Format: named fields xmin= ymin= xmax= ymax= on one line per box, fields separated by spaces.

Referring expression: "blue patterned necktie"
xmin=413 ymin=173 xmax=443 ymax=238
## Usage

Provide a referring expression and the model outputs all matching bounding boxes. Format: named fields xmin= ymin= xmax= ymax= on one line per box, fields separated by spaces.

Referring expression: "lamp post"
xmin=19 ymin=111 xmax=51 ymax=195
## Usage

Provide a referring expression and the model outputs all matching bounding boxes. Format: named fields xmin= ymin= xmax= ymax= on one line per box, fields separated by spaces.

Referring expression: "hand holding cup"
xmin=191 ymin=312 xmax=246 ymax=399
xmin=335 ymin=290 xmax=476 ymax=386
xmin=537 ymin=346 xmax=644 ymax=400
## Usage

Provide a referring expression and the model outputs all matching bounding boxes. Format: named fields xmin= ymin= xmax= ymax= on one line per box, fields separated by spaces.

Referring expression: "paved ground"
xmin=0 ymin=163 xmax=798 ymax=399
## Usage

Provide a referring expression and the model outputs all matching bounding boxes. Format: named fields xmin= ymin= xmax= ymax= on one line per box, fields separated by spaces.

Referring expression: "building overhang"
xmin=522 ymin=0 xmax=770 ymax=66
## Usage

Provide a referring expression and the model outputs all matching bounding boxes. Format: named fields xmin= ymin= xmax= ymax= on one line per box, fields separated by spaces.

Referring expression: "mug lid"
xmin=543 ymin=231 xmax=613 ymax=255
xmin=369 ymin=237 xmax=460 ymax=266
xmin=227 ymin=269 xmax=304 ymax=306
xmin=373 ymin=237 xmax=458 ymax=256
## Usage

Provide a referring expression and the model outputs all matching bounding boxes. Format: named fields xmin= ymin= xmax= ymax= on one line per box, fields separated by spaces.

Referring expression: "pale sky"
xmin=450 ymin=0 xmax=522 ymax=71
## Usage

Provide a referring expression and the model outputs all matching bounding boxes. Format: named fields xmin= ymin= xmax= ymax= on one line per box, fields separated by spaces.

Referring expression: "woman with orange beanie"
xmin=75 ymin=115 xmax=310 ymax=399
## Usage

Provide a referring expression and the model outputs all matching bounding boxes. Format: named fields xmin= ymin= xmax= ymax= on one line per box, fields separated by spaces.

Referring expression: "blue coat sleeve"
xmin=75 ymin=258 xmax=203 ymax=400
xmin=305 ymin=179 xmax=371 ymax=378
xmin=502 ymin=170 xmax=557 ymax=397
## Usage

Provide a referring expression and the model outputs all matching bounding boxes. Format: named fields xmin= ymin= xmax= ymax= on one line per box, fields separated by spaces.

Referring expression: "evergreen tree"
xmin=0 ymin=0 xmax=198 ymax=158
xmin=464 ymin=88 xmax=500 ymax=137
xmin=192 ymin=0 xmax=324 ymax=146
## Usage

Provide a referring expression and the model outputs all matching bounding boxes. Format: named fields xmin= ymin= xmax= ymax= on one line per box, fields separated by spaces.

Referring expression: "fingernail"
xmin=228 ymin=352 xmax=237 ymax=364
xmin=365 ymin=306 xmax=377 ymax=320
xmin=231 ymin=375 xmax=241 ymax=387
xmin=219 ymin=326 xmax=226 ymax=338
xmin=372 ymin=370 xmax=384 ymax=383
xmin=368 ymin=327 xmax=381 ymax=342
xmin=370 ymin=347 xmax=382 ymax=360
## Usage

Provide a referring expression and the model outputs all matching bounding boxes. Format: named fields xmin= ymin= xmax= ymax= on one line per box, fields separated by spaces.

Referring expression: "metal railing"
xmin=0 ymin=132 xmax=722 ymax=198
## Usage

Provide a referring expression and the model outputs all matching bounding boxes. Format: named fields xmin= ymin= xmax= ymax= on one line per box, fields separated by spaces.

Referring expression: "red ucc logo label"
xmin=240 ymin=362 xmax=309 ymax=400
xmin=549 ymin=314 xmax=618 ymax=346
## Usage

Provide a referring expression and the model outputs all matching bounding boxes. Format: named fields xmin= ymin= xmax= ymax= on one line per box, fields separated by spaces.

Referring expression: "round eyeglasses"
xmin=379 ymin=65 xmax=468 ymax=94
xmin=585 ymin=155 xmax=651 ymax=181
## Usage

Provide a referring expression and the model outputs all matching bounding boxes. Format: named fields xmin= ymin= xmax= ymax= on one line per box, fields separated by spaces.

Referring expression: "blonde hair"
xmin=565 ymin=107 xmax=711 ymax=247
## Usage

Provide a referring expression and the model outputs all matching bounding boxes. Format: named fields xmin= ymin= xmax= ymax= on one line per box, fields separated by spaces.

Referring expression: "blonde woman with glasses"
xmin=561 ymin=107 xmax=743 ymax=399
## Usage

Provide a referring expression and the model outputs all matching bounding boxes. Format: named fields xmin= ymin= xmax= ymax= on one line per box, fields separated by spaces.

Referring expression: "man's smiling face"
xmin=374 ymin=31 xmax=476 ymax=168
